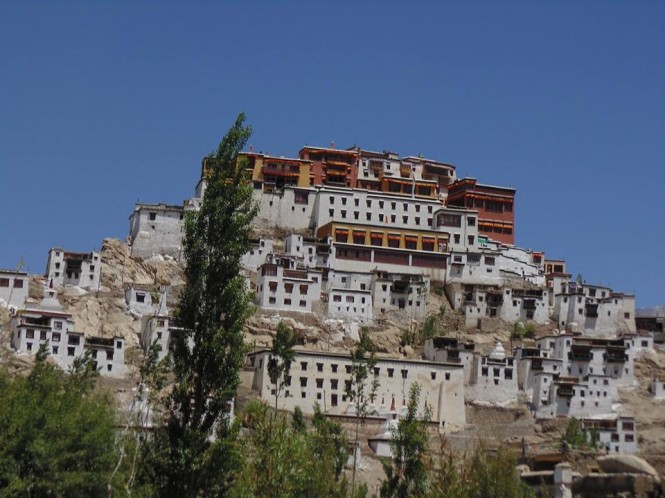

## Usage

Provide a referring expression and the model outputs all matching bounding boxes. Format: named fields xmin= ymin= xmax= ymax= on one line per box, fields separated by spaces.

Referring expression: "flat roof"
xmin=249 ymin=348 xmax=464 ymax=369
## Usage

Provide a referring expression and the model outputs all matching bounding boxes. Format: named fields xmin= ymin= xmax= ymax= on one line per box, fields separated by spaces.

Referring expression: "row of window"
xmin=330 ymin=196 xmax=435 ymax=213
xmin=328 ymin=209 xmax=434 ymax=226
xmin=0 ymin=278 xmax=24 ymax=288
xmin=266 ymin=297 xmax=308 ymax=307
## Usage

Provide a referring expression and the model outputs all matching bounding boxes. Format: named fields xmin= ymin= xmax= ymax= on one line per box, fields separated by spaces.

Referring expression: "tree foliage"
xmin=0 ymin=346 xmax=120 ymax=497
xmin=380 ymin=383 xmax=431 ymax=498
xmin=267 ymin=321 xmax=298 ymax=411
xmin=237 ymin=401 xmax=350 ymax=498
xmin=429 ymin=443 xmax=534 ymax=498
xmin=345 ymin=328 xmax=379 ymax=495
xmin=146 ymin=113 xmax=258 ymax=496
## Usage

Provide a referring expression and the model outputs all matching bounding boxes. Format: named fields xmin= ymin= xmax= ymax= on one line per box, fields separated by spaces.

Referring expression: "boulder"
xmin=597 ymin=455 xmax=660 ymax=481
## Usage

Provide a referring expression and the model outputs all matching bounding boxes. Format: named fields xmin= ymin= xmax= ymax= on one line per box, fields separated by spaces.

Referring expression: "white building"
xmin=46 ymin=248 xmax=101 ymax=290
xmin=241 ymin=238 xmax=275 ymax=272
xmin=254 ymin=255 xmax=323 ymax=314
xmin=445 ymin=282 xmax=549 ymax=329
xmin=422 ymin=336 xmax=475 ymax=384
xmin=11 ymin=288 xmax=126 ymax=377
xmin=370 ymin=272 xmax=429 ymax=321
xmin=248 ymin=348 xmax=466 ymax=428
xmin=431 ymin=207 xmax=479 ymax=252
xmin=552 ymin=281 xmax=636 ymax=336
xmin=0 ymin=269 xmax=29 ymax=309
xmin=128 ymin=202 xmax=187 ymax=260
xmin=466 ymin=342 xmax=519 ymax=404
xmin=140 ymin=315 xmax=172 ymax=361
xmin=651 ymin=378 xmax=665 ymax=399
xmin=125 ymin=284 xmax=168 ymax=316
xmin=580 ymin=416 xmax=638 ymax=454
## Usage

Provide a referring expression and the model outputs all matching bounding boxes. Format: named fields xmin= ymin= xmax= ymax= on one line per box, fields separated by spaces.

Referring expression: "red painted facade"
xmin=299 ymin=146 xmax=359 ymax=188
xmin=446 ymin=178 xmax=516 ymax=245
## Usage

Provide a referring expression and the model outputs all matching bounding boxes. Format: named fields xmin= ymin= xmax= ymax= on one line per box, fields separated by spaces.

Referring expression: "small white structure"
xmin=140 ymin=315 xmax=172 ymax=361
xmin=580 ymin=416 xmax=638 ymax=454
xmin=422 ymin=336 xmax=475 ymax=384
xmin=368 ymin=411 xmax=401 ymax=458
xmin=0 ymin=269 xmax=29 ymax=309
xmin=466 ymin=342 xmax=519 ymax=404
xmin=651 ymin=378 xmax=665 ymax=399
xmin=46 ymin=248 xmax=101 ymax=290
xmin=125 ymin=284 xmax=168 ymax=316
xmin=254 ymin=255 xmax=322 ymax=314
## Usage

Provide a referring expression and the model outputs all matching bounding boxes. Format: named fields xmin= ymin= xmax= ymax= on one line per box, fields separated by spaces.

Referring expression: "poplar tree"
xmin=153 ymin=113 xmax=258 ymax=496
xmin=268 ymin=321 xmax=298 ymax=412
xmin=345 ymin=329 xmax=379 ymax=497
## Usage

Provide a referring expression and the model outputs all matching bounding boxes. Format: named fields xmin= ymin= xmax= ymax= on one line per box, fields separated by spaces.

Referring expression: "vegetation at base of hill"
xmin=235 ymin=400 xmax=356 ymax=498
xmin=428 ymin=444 xmax=535 ymax=498
xmin=0 ymin=345 xmax=124 ymax=497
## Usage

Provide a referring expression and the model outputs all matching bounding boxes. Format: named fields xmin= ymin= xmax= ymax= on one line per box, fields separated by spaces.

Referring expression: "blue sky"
xmin=1 ymin=2 xmax=663 ymax=307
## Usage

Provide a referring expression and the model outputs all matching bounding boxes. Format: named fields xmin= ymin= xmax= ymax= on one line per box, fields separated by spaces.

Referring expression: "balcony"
xmin=585 ymin=303 xmax=599 ymax=318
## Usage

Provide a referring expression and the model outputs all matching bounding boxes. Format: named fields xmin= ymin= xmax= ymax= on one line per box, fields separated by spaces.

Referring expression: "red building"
xmin=446 ymin=178 xmax=516 ymax=245
xmin=299 ymin=146 xmax=359 ymax=188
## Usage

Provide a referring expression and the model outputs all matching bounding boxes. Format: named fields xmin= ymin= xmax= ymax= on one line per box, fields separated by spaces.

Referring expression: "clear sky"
xmin=1 ymin=2 xmax=663 ymax=307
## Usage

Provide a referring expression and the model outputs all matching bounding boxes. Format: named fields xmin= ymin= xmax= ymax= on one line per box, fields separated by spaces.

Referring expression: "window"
xmin=401 ymin=369 xmax=408 ymax=379
xmin=387 ymin=368 xmax=394 ymax=378
xmin=40 ymin=331 xmax=47 ymax=340
xmin=329 ymin=209 xmax=334 ymax=217
xmin=317 ymin=363 xmax=323 ymax=372
xmin=299 ymin=284 xmax=308 ymax=295
xmin=331 ymin=364 xmax=338 ymax=373
xmin=67 ymin=346 xmax=75 ymax=356
xmin=52 ymin=346 xmax=58 ymax=355
xmin=299 ymin=300 xmax=307 ymax=308
xmin=136 ymin=293 xmax=146 ymax=303
xmin=331 ymin=379 xmax=338 ymax=390
xmin=52 ymin=332 xmax=61 ymax=342
xmin=445 ymin=372 xmax=451 ymax=380
xmin=331 ymin=394 xmax=338 ymax=406
xmin=26 ymin=329 xmax=35 ymax=339
xmin=285 ymin=283 xmax=294 ymax=294
xmin=333 ymin=295 xmax=341 ymax=302
xmin=149 ymin=212 xmax=157 ymax=220
xmin=468 ymin=235 xmax=475 ymax=245
xmin=284 ymin=298 xmax=292 ymax=306
xmin=106 ymin=350 xmax=114 ymax=361
xmin=345 ymin=365 xmax=352 ymax=374
xmin=300 ymin=377 xmax=308 ymax=387
xmin=431 ymin=372 xmax=436 ymax=380
xmin=0 ymin=278 xmax=9 ymax=287
xmin=316 ymin=378 xmax=324 ymax=389
xmin=13 ymin=279 xmax=24 ymax=288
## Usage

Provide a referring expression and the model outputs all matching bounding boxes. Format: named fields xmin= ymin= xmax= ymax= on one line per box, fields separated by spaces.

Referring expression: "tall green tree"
xmin=150 ymin=113 xmax=258 ymax=496
xmin=380 ymin=383 xmax=431 ymax=498
xmin=0 ymin=345 xmax=120 ymax=497
xmin=345 ymin=329 xmax=379 ymax=496
xmin=267 ymin=321 xmax=298 ymax=412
